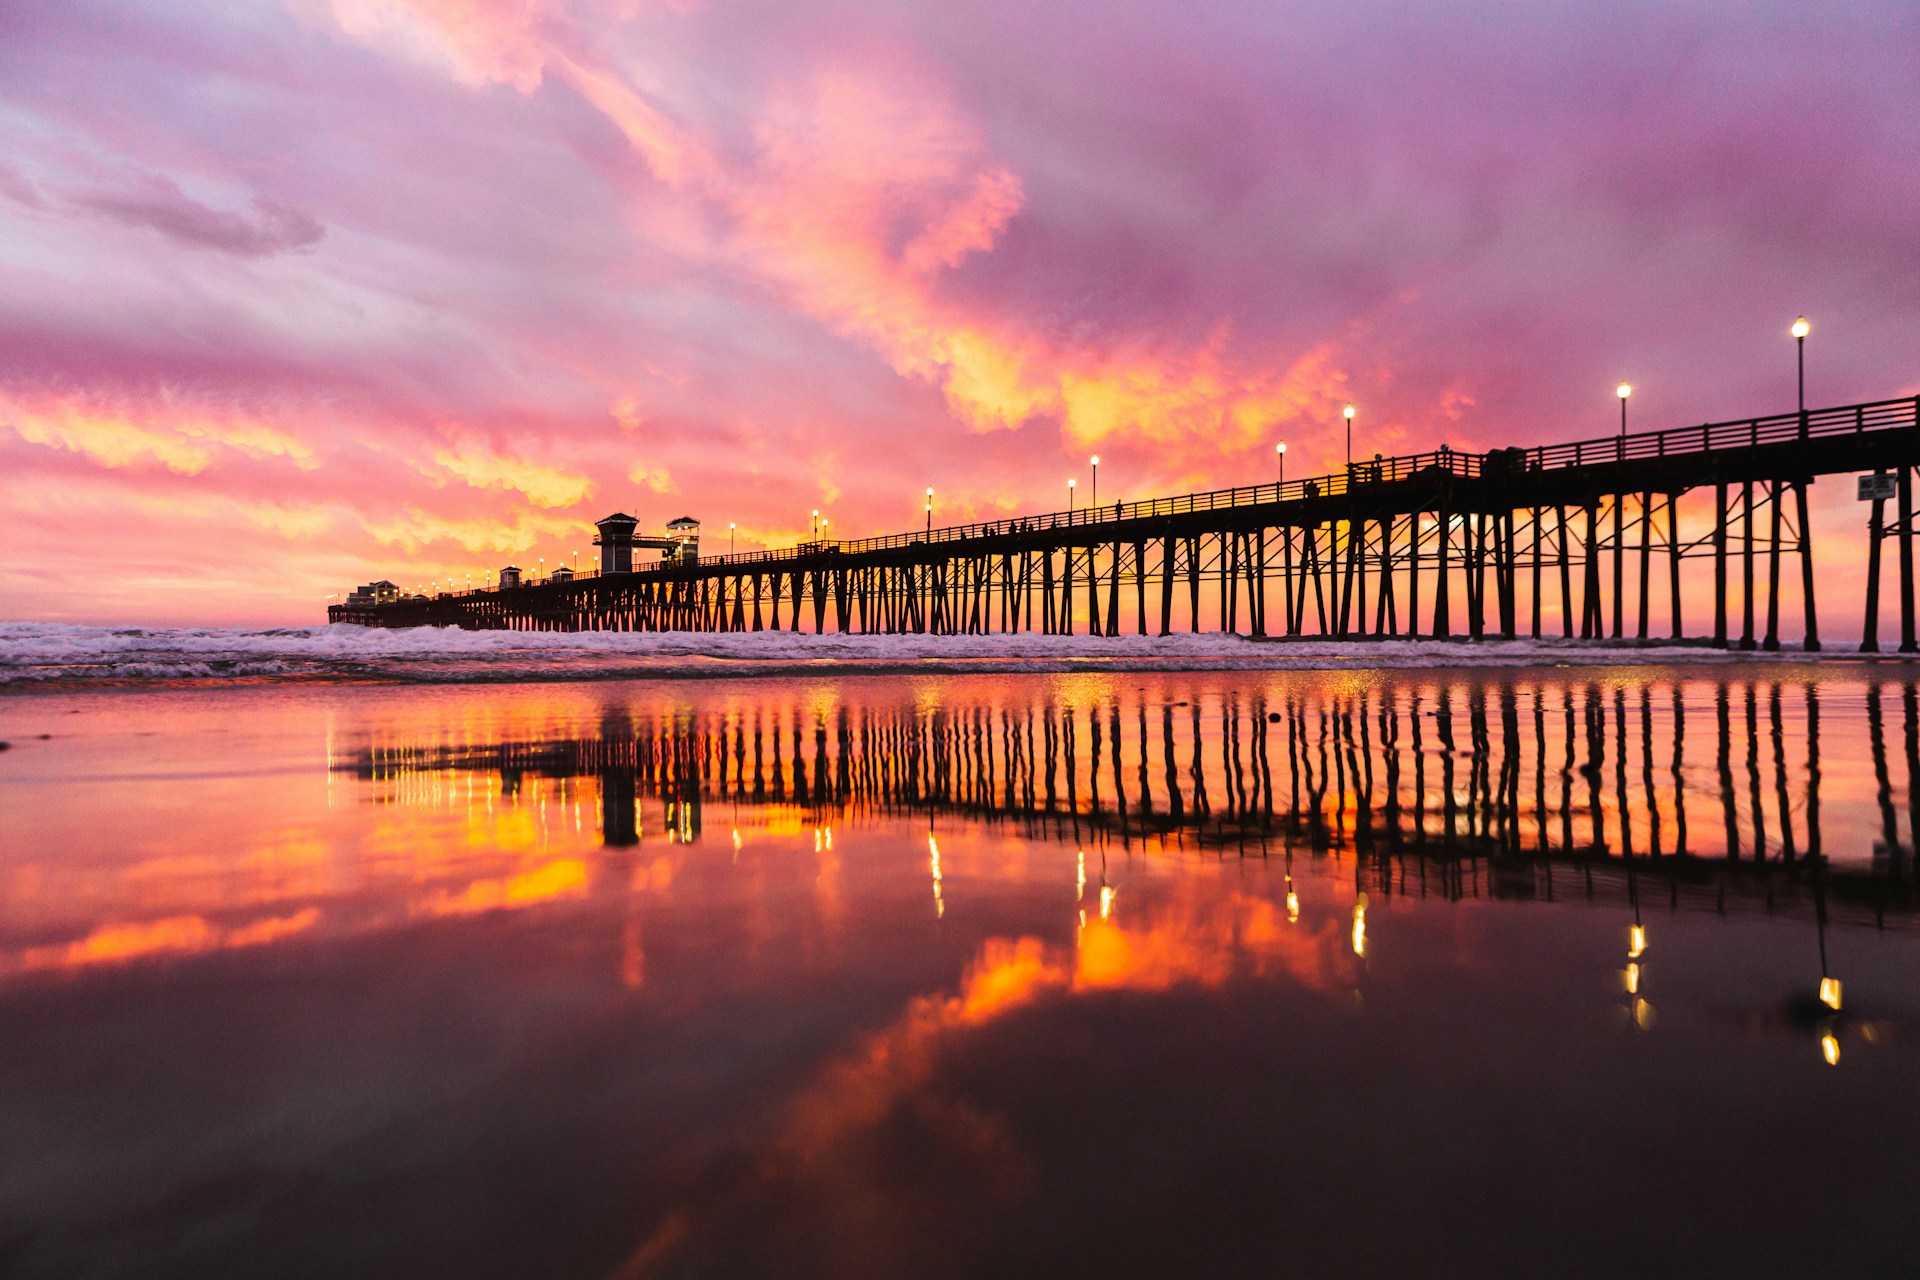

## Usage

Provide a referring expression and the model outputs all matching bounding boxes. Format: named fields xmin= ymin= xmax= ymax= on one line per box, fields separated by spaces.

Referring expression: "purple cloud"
xmin=67 ymin=173 xmax=324 ymax=258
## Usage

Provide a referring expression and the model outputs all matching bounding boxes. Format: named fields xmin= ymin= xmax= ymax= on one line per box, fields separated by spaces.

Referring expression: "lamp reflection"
xmin=930 ymin=833 xmax=944 ymax=920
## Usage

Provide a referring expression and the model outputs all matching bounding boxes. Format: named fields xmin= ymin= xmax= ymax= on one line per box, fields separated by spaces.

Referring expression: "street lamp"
xmin=728 ymin=522 xmax=736 ymax=555
xmin=1067 ymin=477 xmax=1076 ymax=512
xmin=1792 ymin=316 xmax=1810 ymax=414
xmin=811 ymin=508 xmax=820 ymax=539
xmin=1276 ymin=441 xmax=1287 ymax=489
xmin=1091 ymin=455 xmax=1100 ymax=508
xmin=1617 ymin=383 xmax=1632 ymax=437
xmin=1343 ymin=404 xmax=1355 ymax=469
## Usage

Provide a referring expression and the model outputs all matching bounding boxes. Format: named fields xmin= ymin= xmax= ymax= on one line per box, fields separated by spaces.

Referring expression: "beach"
xmin=4 ymin=652 xmax=1920 ymax=1276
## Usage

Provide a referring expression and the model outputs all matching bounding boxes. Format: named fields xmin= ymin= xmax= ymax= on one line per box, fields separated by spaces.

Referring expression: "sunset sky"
xmin=3 ymin=0 xmax=1917 ymax=626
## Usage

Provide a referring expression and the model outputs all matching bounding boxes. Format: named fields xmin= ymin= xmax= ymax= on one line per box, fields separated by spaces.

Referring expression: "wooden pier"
xmin=330 ymin=395 xmax=1920 ymax=650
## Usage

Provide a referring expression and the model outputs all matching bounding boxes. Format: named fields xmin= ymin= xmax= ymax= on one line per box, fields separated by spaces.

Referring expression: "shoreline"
xmin=2 ymin=622 xmax=1912 ymax=696
xmin=3 ymin=646 xmax=1916 ymax=698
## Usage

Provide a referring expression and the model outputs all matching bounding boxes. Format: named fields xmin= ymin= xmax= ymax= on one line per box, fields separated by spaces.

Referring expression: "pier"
xmin=330 ymin=395 xmax=1920 ymax=650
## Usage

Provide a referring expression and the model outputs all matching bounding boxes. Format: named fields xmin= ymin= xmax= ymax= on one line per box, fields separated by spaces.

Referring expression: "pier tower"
xmin=667 ymin=516 xmax=700 ymax=564
xmin=595 ymin=513 xmax=640 ymax=574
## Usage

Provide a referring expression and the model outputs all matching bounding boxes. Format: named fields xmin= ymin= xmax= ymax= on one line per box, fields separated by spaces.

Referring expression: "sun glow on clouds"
xmin=5 ymin=0 xmax=1918 ymax=622
xmin=427 ymin=439 xmax=594 ymax=508
xmin=325 ymin=0 xmax=562 ymax=93
xmin=321 ymin=0 xmax=1353 ymax=462
xmin=363 ymin=506 xmax=583 ymax=554
xmin=5 ymin=397 xmax=320 ymax=476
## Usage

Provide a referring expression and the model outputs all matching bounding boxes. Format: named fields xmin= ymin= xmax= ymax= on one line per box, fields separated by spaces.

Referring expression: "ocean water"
xmin=0 ymin=621 xmax=1822 ymax=688
xmin=2 ymin=664 xmax=1918 ymax=1277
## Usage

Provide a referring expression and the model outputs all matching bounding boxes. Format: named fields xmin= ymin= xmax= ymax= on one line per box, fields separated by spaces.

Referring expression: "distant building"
xmin=346 ymin=579 xmax=401 ymax=607
xmin=551 ymin=565 xmax=575 ymax=583
xmin=499 ymin=566 xmax=522 ymax=589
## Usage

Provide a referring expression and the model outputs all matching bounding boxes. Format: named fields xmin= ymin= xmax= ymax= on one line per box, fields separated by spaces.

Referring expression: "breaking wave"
xmin=0 ymin=622 xmax=1828 ymax=691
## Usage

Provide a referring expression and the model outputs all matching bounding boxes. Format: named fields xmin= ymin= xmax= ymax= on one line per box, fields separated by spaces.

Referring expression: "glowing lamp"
xmin=1792 ymin=316 xmax=1811 ymax=339
xmin=1617 ymin=383 xmax=1632 ymax=400
xmin=1276 ymin=442 xmax=1287 ymax=454
xmin=1343 ymin=404 xmax=1356 ymax=420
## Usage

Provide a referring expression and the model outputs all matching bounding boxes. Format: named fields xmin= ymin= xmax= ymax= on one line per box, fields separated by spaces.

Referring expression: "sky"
xmin=1 ymin=0 xmax=1917 ymax=627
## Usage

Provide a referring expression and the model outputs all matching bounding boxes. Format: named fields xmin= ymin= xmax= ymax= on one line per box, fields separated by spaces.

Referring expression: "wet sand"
xmin=2 ymin=668 xmax=1918 ymax=1277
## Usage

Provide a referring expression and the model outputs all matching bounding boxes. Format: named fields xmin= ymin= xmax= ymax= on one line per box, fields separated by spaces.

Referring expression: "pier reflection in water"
xmin=4 ymin=669 xmax=1920 ymax=1278
xmin=344 ymin=674 xmax=1917 ymax=925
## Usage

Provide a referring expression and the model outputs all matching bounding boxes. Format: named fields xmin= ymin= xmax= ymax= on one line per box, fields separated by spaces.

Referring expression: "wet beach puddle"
xmin=2 ymin=667 xmax=1918 ymax=1278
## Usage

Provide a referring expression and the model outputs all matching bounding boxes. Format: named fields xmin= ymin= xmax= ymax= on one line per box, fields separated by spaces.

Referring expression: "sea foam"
xmin=0 ymin=622 xmax=1813 ymax=689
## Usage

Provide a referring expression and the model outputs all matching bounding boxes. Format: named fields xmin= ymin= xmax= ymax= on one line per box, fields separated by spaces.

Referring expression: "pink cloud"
xmin=0 ymin=0 xmax=1915 ymax=625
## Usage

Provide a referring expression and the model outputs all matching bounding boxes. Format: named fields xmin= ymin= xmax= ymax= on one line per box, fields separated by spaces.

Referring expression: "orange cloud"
xmin=426 ymin=439 xmax=594 ymax=508
xmin=362 ymin=504 xmax=584 ymax=554
xmin=5 ymin=395 xmax=321 ymax=474
xmin=323 ymin=6 xmax=1355 ymax=474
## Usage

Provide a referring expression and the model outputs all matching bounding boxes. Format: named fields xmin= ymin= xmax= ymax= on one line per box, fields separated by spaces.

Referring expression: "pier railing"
xmin=686 ymin=394 xmax=1918 ymax=569
xmin=387 ymin=394 xmax=1919 ymax=602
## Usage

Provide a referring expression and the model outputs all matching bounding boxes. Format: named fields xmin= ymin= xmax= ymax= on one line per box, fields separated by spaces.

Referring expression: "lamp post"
xmin=728 ymin=522 xmax=736 ymax=555
xmin=1090 ymin=455 xmax=1100 ymax=508
xmin=926 ymin=487 xmax=934 ymax=537
xmin=1276 ymin=441 xmax=1287 ymax=490
xmin=811 ymin=509 xmax=820 ymax=540
xmin=1617 ymin=382 xmax=1631 ymax=440
xmin=1067 ymin=477 xmax=1076 ymax=513
xmin=1792 ymin=316 xmax=1810 ymax=415
xmin=1343 ymin=404 xmax=1355 ymax=469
